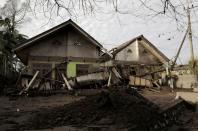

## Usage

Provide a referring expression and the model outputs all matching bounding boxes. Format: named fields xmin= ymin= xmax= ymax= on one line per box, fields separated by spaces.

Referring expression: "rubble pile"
xmin=22 ymin=88 xmax=161 ymax=130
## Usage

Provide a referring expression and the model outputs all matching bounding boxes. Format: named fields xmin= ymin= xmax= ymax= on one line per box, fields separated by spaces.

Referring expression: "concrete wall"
xmin=27 ymin=60 xmax=99 ymax=78
xmin=115 ymin=40 xmax=139 ymax=61
xmin=67 ymin=62 xmax=100 ymax=78
xmin=114 ymin=39 xmax=161 ymax=65
xmin=27 ymin=61 xmax=55 ymax=78
xmin=176 ymin=74 xmax=198 ymax=89
xmin=67 ymin=28 xmax=100 ymax=58
xmin=138 ymin=41 xmax=160 ymax=64
xmin=28 ymin=30 xmax=67 ymax=57
xmin=26 ymin=27 xmax=100 ymax=59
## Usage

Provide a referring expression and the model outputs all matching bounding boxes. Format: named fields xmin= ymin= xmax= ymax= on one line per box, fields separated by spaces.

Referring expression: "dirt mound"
xmin=22 ymin=88 xmax=160 ymax=130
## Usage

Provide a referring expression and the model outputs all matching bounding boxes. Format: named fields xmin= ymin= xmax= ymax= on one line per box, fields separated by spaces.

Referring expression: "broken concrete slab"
xmin=176 ymin=74 xmax=198 ymax=89
xmin=176 ymin=92 xmax=198 ymax=104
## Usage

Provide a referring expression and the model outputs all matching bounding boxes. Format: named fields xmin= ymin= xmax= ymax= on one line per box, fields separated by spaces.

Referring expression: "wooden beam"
xmin=19 ymin=71 xmax=39 ymax=95
xmin=112 ymin=67 xmax=122 ymax=79
xmin=101 ymin=47 xmax=113 ymax=58
xmin=107 ymin=72 xmax=112 ymax=87
xmin=15 ymin=72 xmax=22 ymax=86
xmin=153 ymin=81 xmax=161 ymax=89
xmin=61 ymin=73 xmax=73 ymax=90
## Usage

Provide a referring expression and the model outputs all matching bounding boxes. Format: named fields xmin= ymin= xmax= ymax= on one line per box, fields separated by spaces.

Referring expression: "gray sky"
xmin=1 ymin=0 xmax=198 ymax=64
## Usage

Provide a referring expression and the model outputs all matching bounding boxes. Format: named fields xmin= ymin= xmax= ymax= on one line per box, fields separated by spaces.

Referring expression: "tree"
xmin=0 ymin=0 xmax=28 ymax=77
xmin=0 ymin=0 xmax=29 ymax=32
xmin=137 ymin=0 xmax=198 ymax=28
xmin=26 ymin=0 xmax=119 ymax=19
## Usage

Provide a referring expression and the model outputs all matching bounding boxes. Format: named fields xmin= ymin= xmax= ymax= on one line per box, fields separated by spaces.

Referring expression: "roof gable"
xmin=112 ymin=35 xmax=169 ymax=63
xmin=13 ymin=19 xmax=102 ymax=52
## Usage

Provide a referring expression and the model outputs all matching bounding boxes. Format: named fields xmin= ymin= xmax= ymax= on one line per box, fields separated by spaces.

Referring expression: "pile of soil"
xmin=22 ymin=88 xmax=160 ymax=130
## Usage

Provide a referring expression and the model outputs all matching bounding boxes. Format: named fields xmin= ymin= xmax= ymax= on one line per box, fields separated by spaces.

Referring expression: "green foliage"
xmin=188 ymin=58 xmax=198 ymax=74
xmin=0 ymin=16 xmax=27 ymax=76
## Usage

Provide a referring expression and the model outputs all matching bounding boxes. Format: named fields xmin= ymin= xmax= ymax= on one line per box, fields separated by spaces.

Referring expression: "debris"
xmin=112 ymin=67 xmax=122 ymax=79
xmin=149 ymin=88 xmax=160 ymax=93
xmin=69 ymin=72 xmax=109 ymax=88
xmin=129 ymin=76 xmax=153 ymax=87
xmin=107 ymin=72 xmax=112 ymax=87
xmin=22 ymin=88 xmax=160 ymax=130
xmin=19 ymin=71 xmax=39 ymax=95
xmin=153 ymin=80 xmax=161 ymax=89
xmin=61 ymin=73 xmax=72 ymax=90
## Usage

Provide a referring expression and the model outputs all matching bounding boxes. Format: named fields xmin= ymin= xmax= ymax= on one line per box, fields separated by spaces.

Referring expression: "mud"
xmin=0 ymin=88 xmax=196 ymax=131
xmin=21 ymin=88 xmax=160 ymax=130
xmin=0 ymin=95 xmax=83 ymax=131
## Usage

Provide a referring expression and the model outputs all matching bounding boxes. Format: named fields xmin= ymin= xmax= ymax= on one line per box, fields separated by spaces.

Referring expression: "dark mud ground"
xmin=0 ymin=88 xmax=197 ymax=131
xmin=0 ymin=94 xmax=84 ymax=131
xmin=21 ymin=88 xmax=160 ymax=131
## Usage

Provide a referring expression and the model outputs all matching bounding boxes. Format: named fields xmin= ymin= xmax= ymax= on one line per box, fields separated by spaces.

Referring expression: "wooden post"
xmin=107 ymin=71 xmax=112 ymax=87
xmin=61 ymin=73 xmax=72 ymax=90
xmin=25 ymin=78 xmax=29 ymax=88
xmin=27 ymin=71 xmax=40 ymax=90
xmin=19 ymin=71 xmax=39 ymax=95
xmin=112 ymin=67 xmax=122 ymax=79
xmin=15 ymin=72 xmax=22 ymax=86
xmin=4 ymin=56 xmax=7 ymax=77
xmin=165 ymin=66 xmax=170 ymax=76
xmin=51 ymin=62 xmax=56 ymax=79
xmin=153 ymin=81 xmax=161 ymax=89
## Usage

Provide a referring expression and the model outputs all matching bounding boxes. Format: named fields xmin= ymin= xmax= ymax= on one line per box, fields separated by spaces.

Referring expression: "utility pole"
xmin=186 ymin=0 xmax=195 ymax=64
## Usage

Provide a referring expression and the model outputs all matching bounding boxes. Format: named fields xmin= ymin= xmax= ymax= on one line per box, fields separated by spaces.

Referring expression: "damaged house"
xmin=13 ymin=19 xmax=104 ymax=90
xmin=112 ymin=35 xmax=169 ymax=65
xmin=108 ymin=35 xmax=169 ymax=87
xmin=13 ymin=19 xmax=170 ymax=92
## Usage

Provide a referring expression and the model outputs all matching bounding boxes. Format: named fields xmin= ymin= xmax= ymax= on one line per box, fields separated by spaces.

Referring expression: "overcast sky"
xmin=1 ymin=0 xmax=198 ymax=64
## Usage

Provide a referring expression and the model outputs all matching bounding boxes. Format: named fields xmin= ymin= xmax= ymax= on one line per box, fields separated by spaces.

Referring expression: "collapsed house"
xmin=13 ymin=19 xmax=105 ymax=92
xmin=102 ymin=35 xmax=169 ymax=87
xmin=13 ymin=19 xmax=170 ymax=94
xmin=68 ymin=35 xmax=170 ymax=88
xmin=111 ymin=35 xmax=169 ymax=65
